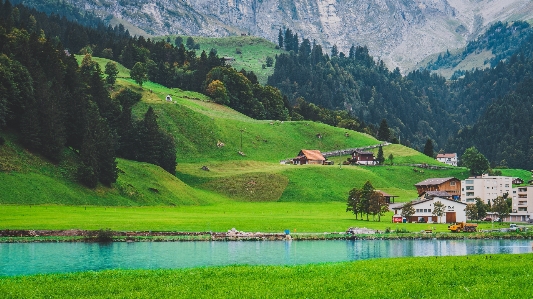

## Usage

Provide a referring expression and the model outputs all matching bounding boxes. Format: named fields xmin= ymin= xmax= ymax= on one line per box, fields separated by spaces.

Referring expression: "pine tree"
xmin=423 ymin=138 xmax=434 ymax=158
xmin=278 ymin=28 xmax=283 ymax=48
xmin=377 ymin=119 xmax=390 ymax=141
xmin=138 ymin=106 xmax=161 ymax=166
xmin=376 ymin=145 xmax=385 ymax=165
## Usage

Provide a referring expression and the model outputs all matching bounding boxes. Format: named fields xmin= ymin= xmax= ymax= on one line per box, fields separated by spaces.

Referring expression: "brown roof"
xmin=436 ymin=153 xmax=457 ymax=158
xmin=414 ymin=177 xmax=458 ymax=186
xmin=299 ymin=150 xmax=325 ymax=161
xmin=376 ymin=190 xmax=398 ymax=198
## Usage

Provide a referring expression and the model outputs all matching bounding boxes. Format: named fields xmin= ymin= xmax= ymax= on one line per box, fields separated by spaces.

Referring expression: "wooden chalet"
xmin=414 ymin=177 xmax=461 ymax=198
xmin=292 ymin=150 xmax=326 ymax=165
xmin=350 ymin=150 xmax=375 ymax=165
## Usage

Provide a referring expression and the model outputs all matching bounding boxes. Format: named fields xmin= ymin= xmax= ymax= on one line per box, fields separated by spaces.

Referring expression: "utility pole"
xmin=240 ymin=128 xmax=245 ymax=152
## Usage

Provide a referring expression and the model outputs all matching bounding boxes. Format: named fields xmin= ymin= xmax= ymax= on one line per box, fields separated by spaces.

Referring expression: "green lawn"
xmin=0 ymin=204 xmax=510 ymax=233
xmin=1 ymin=254 xmax=531 ymax=298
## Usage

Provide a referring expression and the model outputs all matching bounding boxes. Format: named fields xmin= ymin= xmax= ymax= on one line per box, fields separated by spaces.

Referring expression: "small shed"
xmin=292 ymin=150 xmax=326 ymax=165
xmin=376 ymin=190 xmax=398 ymax=203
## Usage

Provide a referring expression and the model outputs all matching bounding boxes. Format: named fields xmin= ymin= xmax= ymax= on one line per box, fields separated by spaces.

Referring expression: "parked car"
xmin=528 ymin=218 xmax=533 ymax=224
xmin=482 ymin=217 xmax=492 ymax=221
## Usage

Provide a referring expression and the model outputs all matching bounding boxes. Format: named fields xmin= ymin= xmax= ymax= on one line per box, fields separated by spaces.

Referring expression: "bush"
xmin=96 ymin=228 xmax=114 ymax=242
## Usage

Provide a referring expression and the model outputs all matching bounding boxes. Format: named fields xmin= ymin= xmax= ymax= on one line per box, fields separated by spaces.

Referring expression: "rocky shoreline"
xmin=1 ymin=229 xmax=533 ymax=243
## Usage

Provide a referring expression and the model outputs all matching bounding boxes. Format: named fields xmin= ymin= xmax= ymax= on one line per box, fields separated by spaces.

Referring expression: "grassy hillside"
xmin=1 ymin=56 xmax=531 ymax=230
xmin=158 ymin=35 xmax=283 ymax=84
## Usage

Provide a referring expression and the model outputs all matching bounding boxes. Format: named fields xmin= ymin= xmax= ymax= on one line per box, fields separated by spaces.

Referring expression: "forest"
xmin=2 ymin=0 xmax=533 ymax=176
xmin=268 ymin=26 xmax=533 ymax=169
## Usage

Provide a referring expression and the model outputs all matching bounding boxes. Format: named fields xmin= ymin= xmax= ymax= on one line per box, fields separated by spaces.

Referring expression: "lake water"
xmin=1 ymin=239 xmax=532 ymax=276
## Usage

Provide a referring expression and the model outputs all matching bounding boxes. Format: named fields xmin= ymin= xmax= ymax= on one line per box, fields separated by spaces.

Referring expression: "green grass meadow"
xmin=1 ymin=254 xmax=532 ymax=298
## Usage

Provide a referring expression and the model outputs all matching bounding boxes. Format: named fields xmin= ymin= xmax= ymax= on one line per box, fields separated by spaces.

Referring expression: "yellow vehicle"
xmin=448 ymin=222 xmax=478 ymax=232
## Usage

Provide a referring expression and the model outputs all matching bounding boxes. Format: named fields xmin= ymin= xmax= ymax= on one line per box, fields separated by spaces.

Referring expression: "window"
xmin=466 ymin=186 xmax=474 ymax=190
xmin=505 ymin=184 xmax=509 ymax=187
xmin=423 ymin=209 xmax=428 ymax=213
xmin=466 ymin=192 xmax=474 ymax=196
xmin=465 ymin=180 xmax=473 ymax=184
xmin=450 ymin=181 xmax=456 ymax=186
xmin=428 ymin=209 xmax=431 ymax=213
xmin=466 ymin=198 xmax=475 ymax=203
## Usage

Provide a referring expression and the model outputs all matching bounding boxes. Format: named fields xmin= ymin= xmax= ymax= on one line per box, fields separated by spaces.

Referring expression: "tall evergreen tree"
xmin=423 ymin=138 xmax=434 ymax=158
xmin=278 ymin=28 xmax=283 ymax=48
xmin=377 ymin=119 xmax=390 ymax=141
xmin=376 ymin=145 xmax=385 ymax=165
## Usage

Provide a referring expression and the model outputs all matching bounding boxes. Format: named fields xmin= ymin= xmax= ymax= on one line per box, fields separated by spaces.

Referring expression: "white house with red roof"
xmin=436 ymin=153 xmax=458 ymax=166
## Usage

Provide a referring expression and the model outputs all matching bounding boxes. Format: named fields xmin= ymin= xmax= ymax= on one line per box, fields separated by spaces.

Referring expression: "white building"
xmin=394 ymin=197 xmax=467 ymax=223
xmin=436 ymin=153 xmax=458 ymax=166
xmin=510 ymin=186 xmax=533 ymax=222
xmin=461 ymin=174 xmax=513 ymax=204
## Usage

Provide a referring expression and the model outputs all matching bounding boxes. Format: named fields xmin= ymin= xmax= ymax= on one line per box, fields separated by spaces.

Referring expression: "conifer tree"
xmin=377 ymin=119 xmax=390 ymax=141
xmin=423 ymin=138 xmax=434 ymax=158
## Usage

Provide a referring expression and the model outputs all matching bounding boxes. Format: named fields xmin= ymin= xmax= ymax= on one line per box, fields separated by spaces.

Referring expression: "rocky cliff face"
xmin=48 ymin=0 xmax=533 ymax=70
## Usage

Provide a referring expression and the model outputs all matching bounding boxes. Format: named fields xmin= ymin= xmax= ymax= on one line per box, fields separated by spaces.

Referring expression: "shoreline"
xmin=1 ymin=229 xmax=532 ymax=243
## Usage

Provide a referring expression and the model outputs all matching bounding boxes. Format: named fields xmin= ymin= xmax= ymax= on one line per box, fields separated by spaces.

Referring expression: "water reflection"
xmin=1 ymin=239 xmax=531 ymax=276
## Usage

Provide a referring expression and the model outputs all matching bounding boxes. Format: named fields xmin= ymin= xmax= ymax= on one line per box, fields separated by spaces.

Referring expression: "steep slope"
xmin=17 ymin=0 xmax=533 ymax=70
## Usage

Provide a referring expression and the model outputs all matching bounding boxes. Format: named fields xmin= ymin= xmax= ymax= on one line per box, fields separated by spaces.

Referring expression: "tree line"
xmin=0 ymin=2 xmax=176 ymax=188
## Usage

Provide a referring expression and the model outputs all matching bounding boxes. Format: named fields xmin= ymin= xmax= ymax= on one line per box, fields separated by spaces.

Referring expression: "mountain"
xmin=15 ymin=0 xmax=533 ymax=71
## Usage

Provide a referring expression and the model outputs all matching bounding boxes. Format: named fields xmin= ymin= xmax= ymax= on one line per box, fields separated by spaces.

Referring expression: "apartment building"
xmin=461 ymin=174 xmax=513 ymax=204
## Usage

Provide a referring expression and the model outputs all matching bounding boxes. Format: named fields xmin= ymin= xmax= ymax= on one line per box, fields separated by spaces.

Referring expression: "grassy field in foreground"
xmin=1 ymin=254 xmax=531 ymax=298
xmin=0 ymin=204 xmax=510 ymax=232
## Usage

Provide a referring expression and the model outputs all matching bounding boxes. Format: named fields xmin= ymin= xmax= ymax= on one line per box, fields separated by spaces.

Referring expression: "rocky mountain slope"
xmin=18 ymin=0 xmax=533 ymax=70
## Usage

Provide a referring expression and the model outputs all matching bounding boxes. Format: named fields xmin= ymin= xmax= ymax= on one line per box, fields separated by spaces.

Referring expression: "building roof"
xmin=353 ymin=150 xmax=373 ymax=155
xmin=436 ymin=153 xmax=457 ymax=158
xmin=376 ymin=190 xmax=398 ymax=198
xmin=414 ymin=177 xmax=458 ymax=186
xmin=394 ymin=197 xmax=467 ymax=209
xmin=422 ymin=191 xmax=452 ymax=198
xmin=299 ymin=150 xmax=325 ymax=161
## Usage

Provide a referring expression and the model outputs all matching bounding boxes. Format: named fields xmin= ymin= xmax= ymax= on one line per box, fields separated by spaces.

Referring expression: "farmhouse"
xmin=436 ymin=153 xmax=458 ymax=166
xmin=292 ymin=150 xmax=326 ymax=165
xmin=414 ymin=177 xmax=461 ymax=198
xmin=394 ymin=197 xmax=467 ymax=223
xmin=350 ymin=150 xmax=376 ymax=165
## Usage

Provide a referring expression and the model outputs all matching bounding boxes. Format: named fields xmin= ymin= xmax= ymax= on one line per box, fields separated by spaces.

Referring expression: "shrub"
xmin=96 ymin=228 xmax=114 ymax=242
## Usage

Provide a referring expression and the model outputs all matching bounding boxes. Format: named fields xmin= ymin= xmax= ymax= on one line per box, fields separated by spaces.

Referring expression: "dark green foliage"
xmin=265 ymin=56 xmax=273 ymax=67
xmin=134 ymin=107 xmax=177 ymax=174
xmin=376 ymin=145 xmax=384 ymax=165
xmin=95 ymin=228 xmax=114 ymax=242
xmin=268 ymin=38 xmax=453 ymax=150
xmin=115 ymin=88 xmax=142 ymax=109
xmin=346 ymin=181 xmax=387 ymax=221
xmin=130 ymin=62 xmax=147 ymax=87
xmin=492 ymin=196 xmax=510 ymax=221
xmin=475 ymin=198 xmax=488 ymax=220
xmin=461 ymin=146 xmax=490 ymax=176
xmin=377 ymin=119 xmax=390 ymax=142
xmin=77 ymin=101 xmax=117 ymax=187
xmin=175 ymin=36 xmax=183 ymax=46
xmin=423 ymin=139 xmax=434 ymax=158
xmin=105 ymin=61 xmax=119 ymax=86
